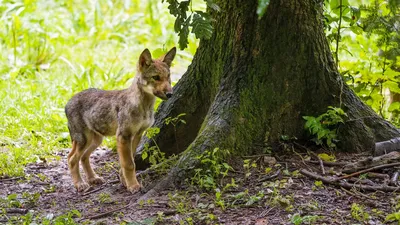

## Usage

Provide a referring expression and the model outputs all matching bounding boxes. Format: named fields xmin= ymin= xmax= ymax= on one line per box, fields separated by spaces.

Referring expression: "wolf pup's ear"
xmin=139 ymin=49 xmax=152 ymax=71
xmin=162 ymin=47 xmax=176 ymax=67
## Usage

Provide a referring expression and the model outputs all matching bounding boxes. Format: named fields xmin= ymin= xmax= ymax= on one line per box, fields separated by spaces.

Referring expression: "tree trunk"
xmin=135 ymin=0 xmax=400 ymax=194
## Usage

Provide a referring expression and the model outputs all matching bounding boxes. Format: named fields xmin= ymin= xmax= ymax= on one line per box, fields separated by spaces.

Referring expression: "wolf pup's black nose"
xmin=166 ymin=93 xmax=173 ymax=99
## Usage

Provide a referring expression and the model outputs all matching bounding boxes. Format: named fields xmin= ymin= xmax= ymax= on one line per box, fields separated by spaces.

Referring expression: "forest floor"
xmin=0 ymin=147 xmax=399 ymax=225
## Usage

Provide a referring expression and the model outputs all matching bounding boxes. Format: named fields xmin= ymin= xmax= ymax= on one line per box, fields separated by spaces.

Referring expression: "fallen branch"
xmin=305 ymin=160 xmax=347 ymax=167
xmin=337 ymin=162 xmax=400 ymax=181
xmin=343 ymin=151 xmax=400 ymax=173
xmin=300 ymin=169 xmax=400 ymax=192
xmin=0 ymin=177 xmax=23 ymax=182
xmin=6 ymin=208 xmax=28 ymax=214
xmin=257 ymin=169 xmax=281 ymax=183
xmin=375 ymin=137 xmax=400 ymax=156
xmin=85 ymin=202 xmax=137 ymax=220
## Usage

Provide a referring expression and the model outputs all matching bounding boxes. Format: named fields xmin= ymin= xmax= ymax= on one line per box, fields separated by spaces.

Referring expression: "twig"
xmin=85 ymin=202 xmax=137 ymax=220
xmin=340 ymin=187 xmax=358 ymax=198
xmin=318 ymin=157 xmax=326 ymax=175
xmin=82 ymin=179 xmax=120 ymax=196
xmin=257 ymin=169 xmax=281 ymax=183
xmin=0 ymin=177 xmax=23 ymax=182
xmin=242 ymin=154 xmax=271 ymax=158
xmin=306 ymin=160 xmax=347 ymax=167
xmin=300 ymin=169 xmax=400 ymax=192
xmin=336 ymin=162 xmax=400 ymax=181
xmin=162 ymin=209 xmax=177 ymax=216
xmin=6 ymin=208 xmax=28 ymax=214
xmin=367 ymin=172 xmax=390 ymax=180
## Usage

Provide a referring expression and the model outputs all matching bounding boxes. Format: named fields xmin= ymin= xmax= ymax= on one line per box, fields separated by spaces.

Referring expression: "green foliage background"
xmin=0 ymin=0 xmax=399 ymax=177
xmin=0 ymin=0 xmax=199 ymax=176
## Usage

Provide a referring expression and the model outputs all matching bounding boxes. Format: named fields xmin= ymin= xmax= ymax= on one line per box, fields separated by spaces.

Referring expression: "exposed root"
xmin=375 ymin=137 xmax=400 ymax=156
xmin=138 ymin=169 xmax=177 ymax=202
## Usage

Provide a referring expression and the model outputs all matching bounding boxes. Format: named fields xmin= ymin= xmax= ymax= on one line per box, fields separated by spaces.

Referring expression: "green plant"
xmin=313 ymin=180 xmax=324 ymax=190
xmin=41 ymin=210 xmax=81 ymax=225
xmin=167 ymin=192 xmax=192 ymax=214
xmin=324 ymin=0 xmax=400 ymax=126
xmin=290 ymin=213 xmax=319 ymax=225
xmin=191 ymin=148 xmax=232 ymax=190
xmin=385 ymin=210 xmax=400 ymax=223
xmin=98 ymin=193 xmax=112 ymax=204
xmin=303 ymin=106 xmax=347 ymax=148
xmin=214 ymin=188 xmax=225 ymax=210
xmin=142 ymin=127 xmax=166 ymax=166
xmin=351 ymin=203 xmax=370 ymax=222
xmin=165 ymin=113 xmax=186 ymax=152
xmin=243 ymin=159 xmax=257 ymax=178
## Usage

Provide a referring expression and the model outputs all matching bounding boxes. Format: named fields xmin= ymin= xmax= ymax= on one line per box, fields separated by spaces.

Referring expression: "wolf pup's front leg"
xmin=117 ymin=131 xmax=141 ymax=193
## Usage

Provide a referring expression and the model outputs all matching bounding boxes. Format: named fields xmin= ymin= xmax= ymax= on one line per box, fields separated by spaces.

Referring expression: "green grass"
xmin=0 ymin=0 xmax=200 ymax=177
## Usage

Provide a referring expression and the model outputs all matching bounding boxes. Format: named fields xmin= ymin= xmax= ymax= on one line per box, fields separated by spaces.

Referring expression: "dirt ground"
xmin=0 ymin=147 xmax=399 ymax=225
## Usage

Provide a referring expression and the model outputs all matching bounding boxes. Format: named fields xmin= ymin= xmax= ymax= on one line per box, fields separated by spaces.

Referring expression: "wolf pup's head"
xmin=137 ymin=47 xmax=176 ymax=100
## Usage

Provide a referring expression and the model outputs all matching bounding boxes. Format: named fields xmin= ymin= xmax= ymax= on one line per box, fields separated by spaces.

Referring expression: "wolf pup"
xmin=65 ymin=47 xmax=176 ymax=193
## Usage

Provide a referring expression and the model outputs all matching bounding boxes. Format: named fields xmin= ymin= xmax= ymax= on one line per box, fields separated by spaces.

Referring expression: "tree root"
xmin=375 ymin=137 xmax=400 ymax=156
xmin=138 ymin=168 xmax=178 ymax=202
xmin=300 ymin=169 xmax=400 ymax=192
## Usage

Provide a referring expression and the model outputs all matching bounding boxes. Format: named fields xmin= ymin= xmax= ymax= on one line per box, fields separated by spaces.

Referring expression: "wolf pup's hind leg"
xmin=67 ymin=132 xmax=93 ymax=192
xmin=80 ymin=133 xmax=105 ymax=185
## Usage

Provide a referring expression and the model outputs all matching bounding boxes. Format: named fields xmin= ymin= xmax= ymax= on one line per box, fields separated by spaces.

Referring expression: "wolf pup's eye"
xmin=152 ymin=75 xmax=160 ymax=81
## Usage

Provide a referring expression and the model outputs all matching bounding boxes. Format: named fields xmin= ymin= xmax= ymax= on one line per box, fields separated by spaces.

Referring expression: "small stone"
xmin=263 ymin=156 xmax=277 ymax=166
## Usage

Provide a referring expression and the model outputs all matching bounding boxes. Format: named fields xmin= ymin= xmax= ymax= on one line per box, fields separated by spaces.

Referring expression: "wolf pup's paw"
xmin=127 ymin=184 xmax=141 ymax=194
xmin=88 ymin=176 xmax=105 ymax=185
xmin=75 ymin=181 xmax=90 ymax=192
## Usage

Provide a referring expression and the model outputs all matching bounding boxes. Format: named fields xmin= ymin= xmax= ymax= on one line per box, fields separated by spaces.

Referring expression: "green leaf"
xmin=388 ymin=102 xmax=400 ymax=112
xmin=191 ymin=12 xmax=213 ymax=40
xmin=142 ymin=151 xmax=148 ymax=160
xmin=257 ymin=0 xmax=270 ymax=18
xmin=350 ymin=26 xmax=363 ymax=34
xmin=318 ymin=153 xmax=336 ymax=162
xmin=178 ymin=16 xmax=190 ymax=50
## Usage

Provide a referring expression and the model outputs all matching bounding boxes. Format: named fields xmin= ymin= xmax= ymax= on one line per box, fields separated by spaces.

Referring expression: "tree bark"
xmin=135 ymin=0 xmax=400 ymax=190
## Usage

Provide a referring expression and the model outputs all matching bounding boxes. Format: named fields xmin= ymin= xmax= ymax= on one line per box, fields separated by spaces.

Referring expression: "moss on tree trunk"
xmin=135 ymin=0 xmax=400 ymax=191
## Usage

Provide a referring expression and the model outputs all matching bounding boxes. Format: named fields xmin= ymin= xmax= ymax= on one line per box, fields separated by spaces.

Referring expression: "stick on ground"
xmin=300 ymin=169 xmax=400 ymax=192
xmin=337 ymin=162 xmax=400 ymax=181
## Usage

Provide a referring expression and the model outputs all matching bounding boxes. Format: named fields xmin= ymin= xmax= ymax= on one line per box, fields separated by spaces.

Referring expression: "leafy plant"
xmin=303 ymin=106 xmax=347 ymax=148
xmin=324 ymin=0 xmax=400 ymax=125
xmin=142 ymin=127 xmax=166 ymax=166
xmin=97 ymin=193 xmax=112 ymax=204
xmin=191 ymin=148 xmax=232 ymax=190
xmin=351 ymin=203 xmax=370 ymax=222
xmin=385 ymin=210 xmax=400 ymax=223
xmin=165 ymin=113 xmax=187 ymax=152
xmin=290 ymin=213 xmax=320 ymax=225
